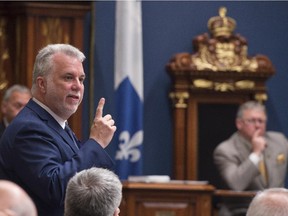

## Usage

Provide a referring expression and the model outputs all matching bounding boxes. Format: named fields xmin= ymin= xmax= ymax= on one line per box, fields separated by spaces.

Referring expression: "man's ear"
xmin=113 ymin=208 xmax=120 ymax=216
xmin=1 ymin=101 xmax=7 ymax=114
xmin=235 ymin=118 xmax=242 ymax=130
xmin=36 ymin=77 xmax=46 ymax=93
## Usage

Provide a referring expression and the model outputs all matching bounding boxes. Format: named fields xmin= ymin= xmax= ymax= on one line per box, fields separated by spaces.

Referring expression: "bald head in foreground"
xmin=0 ymin=180 xmax=37 ymax=216
xmin=246 ymin=188 xmax=288 ymax=216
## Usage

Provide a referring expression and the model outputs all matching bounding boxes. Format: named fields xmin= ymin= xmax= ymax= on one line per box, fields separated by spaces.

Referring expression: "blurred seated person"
xmin=0 ymin=84 xmax=31 ymax=137
xmin=64 ymin=167 xmax=122 ymax=216
xmin=246 ymin=188 xmax=288 ymax=216
xmin=213 ymin=101 xmax=288 ymax=216
xmin=0 ymin=180 xmax=37 ymax=216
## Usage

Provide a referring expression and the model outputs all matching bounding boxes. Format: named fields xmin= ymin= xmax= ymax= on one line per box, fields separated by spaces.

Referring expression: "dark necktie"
xmin=65 ymin=123 xmax=79 ymax=149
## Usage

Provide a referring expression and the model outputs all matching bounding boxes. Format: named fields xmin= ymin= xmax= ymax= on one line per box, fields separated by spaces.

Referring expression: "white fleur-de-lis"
xmin=115 ymin=130 xmax=143 ymax=162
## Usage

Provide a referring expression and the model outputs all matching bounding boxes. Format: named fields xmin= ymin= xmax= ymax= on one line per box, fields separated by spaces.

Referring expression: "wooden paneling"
xmin=0 ymin=2 xmax=91 ymax=138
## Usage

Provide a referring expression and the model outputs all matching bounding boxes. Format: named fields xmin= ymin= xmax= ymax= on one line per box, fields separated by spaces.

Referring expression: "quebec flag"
xmin=114 ymin=0 xmax=144 ymax=180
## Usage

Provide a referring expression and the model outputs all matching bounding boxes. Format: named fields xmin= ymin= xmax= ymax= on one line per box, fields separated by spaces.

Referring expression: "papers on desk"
xmin=128 ymin=175 xmax=208 ymax=185
xmin=128 ymin=175 xmax=171 ymax=183
xmin=169 ymin=180 xmax=208 ymax=185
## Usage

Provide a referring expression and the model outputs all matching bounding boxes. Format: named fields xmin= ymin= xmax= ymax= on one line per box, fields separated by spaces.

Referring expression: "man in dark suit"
xmin=0 ymin=84 xmax=31 ymax=138
xmin=0 ymin=44 xmax=117 ymax=216
xmin=213 ymin=101 xmax=288 ymax=216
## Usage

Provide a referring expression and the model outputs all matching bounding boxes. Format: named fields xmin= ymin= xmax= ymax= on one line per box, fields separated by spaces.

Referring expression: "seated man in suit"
xmin=64 ymin=167 xmax=122 ymax=216
xmin=0 ymin=180 xmax=37 ymax=216
xmin=213 ymin=101 xmax=288 ymax=216
xmin=246 ymin=188 xmax=288 ymax=216
xmin=0 ymin=84 xmax=31 ymax=138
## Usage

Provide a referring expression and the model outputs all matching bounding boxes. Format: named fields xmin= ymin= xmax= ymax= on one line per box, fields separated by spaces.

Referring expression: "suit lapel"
xmin=234 ymin=133 xmax=266 ymax=188
xmin=234 ymin=133 xmax=251 ymax=159
xmin=59 ymin=126 xmax=79 ymax=152
xmin=26 ymin=99 xmax=79 ymax=152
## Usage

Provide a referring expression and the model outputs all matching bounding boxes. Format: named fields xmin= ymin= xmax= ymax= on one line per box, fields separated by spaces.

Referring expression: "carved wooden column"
xmin=166 ymin=7 xmax=275 ymax=184
xmin=169 ymin=91 xmax=190 ymax=179
xmin=0 ymin=2 xmax=90 ymax=138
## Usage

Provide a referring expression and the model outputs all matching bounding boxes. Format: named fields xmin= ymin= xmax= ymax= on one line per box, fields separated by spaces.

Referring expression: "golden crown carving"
xmin=166 ymin=6 xmax=275 ymax=75
xmin=208 ymin=7 xmax=236 ymax=37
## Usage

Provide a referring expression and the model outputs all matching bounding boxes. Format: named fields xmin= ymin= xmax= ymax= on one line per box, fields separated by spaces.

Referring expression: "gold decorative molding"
xmin=208 ymin=7 xmax=236 ymax=38
xmin=192 ymin=79 xmax=255 ymax=92
xmin=214 ymin=82 xmax=234 ymax=92
xmin=191 ymin=6 xmax=260 ymax=73
xmin=255 ymin=93 xmax=268 ymax=102
xmin=235 ymin=80 xmax=255 ymax=89
xmin=41 ymin=18 xmax=70 ymax=44
xmin=169 ymin=92 xmax=189 ymax=108
xmin=191 ymin=39 xmax=259 ymax=72
xmin=0 ymin=18 xmax=9 ymax=91
xmin=167 ymin=7 xmax=274 ymax=74
xmin=193 ymin=79 xmax=213 ymax=89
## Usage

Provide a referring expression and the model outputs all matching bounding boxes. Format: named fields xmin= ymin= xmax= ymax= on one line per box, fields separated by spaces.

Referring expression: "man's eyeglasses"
xmin=242 ymin=118 xmax=266 ymax=125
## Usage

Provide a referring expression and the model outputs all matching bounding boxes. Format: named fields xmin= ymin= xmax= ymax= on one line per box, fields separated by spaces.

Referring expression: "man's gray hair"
xmin=31 ymin=44 xmax=85 ymax=92
xmin=64 ymin=167 xmax=122 ymax=216
xmin=246 ymin=188 xmax=288 ymax=216
xmin=236 ymin=100 xmax=266 ymax=119
xmin=2 ymin=84 xmax=31 ymax=102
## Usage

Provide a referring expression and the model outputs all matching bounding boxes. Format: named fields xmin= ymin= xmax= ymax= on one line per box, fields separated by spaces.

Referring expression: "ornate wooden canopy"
xmin=166 ymin=7 xmax=275 ymax=182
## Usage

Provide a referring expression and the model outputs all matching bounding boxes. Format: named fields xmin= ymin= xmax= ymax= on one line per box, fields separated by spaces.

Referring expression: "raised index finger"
xmin=95 ymin=98 xmax=105 ymax=119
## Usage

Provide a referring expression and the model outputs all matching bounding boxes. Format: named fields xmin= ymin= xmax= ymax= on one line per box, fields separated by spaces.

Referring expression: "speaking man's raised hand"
xmin=90 ymin=98 xmax=117 ymax=148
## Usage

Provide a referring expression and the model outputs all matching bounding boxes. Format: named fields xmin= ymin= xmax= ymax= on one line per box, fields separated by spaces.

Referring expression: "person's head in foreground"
xmin=64 ymin=167 xmax=122 ymax=216
xmin=246 ymin=188 xmax=288 ymax=216
xmin=0 ymin=180 xmax=37 ymax=216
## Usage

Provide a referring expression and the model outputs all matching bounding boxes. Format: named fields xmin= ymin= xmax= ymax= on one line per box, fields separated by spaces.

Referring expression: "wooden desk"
xmin=213 ymin=190 xmax=257 ymax=216
xmin=120 ymin=181 xmax=215 ymax=216
xmin=214 ymin=189 xmax=256 ymax=198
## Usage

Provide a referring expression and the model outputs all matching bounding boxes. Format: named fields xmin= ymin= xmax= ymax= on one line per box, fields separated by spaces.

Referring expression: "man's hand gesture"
xmin=90 ymin=98 xmax=117 ymax=148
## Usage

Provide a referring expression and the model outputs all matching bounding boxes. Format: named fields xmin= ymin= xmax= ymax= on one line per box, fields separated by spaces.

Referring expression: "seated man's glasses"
xmin=242 ymin=118 xmax=266 ymax=125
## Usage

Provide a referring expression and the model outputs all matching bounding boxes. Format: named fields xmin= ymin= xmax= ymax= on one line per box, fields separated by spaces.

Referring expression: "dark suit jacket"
xmin=0 ymin=99 xmax=114 ymax=216
xmin=0 ymin=120 xmax=6 ymax=138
